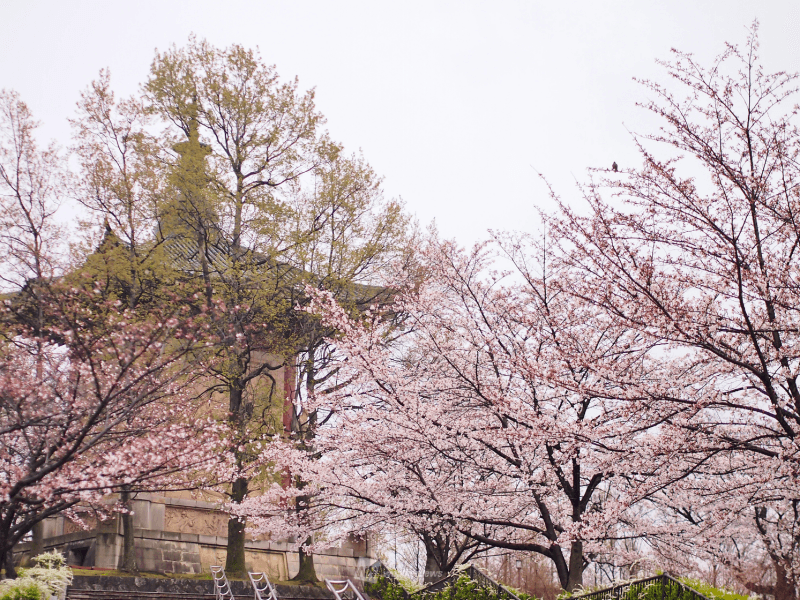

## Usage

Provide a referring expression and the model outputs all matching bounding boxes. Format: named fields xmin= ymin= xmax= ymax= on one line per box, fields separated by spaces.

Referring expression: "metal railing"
xmin=572 ymin=574 xmax=711 ymax=600
xmin=211 ymin=565 xmax=235 ymax=600
xmin=248 ymin=571 xmax=279 ymax=600
xmin=325 ymin=579 xmax=367 ymax=600
xmin=416 ymin=564 xmax=521 ymax=600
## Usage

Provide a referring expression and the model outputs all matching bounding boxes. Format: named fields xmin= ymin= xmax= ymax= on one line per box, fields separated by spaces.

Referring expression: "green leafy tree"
xmin=142 ymin=37 xmax=414 ymax=579
xmin=70 ymin=69 xmax=172 ymax=311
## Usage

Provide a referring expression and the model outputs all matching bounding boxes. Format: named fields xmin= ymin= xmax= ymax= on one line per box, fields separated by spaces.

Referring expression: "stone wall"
xmin=163 ymin=505 xmax=228 ymax=537
xmin=20 ymin=493 xmax=377 ymax=582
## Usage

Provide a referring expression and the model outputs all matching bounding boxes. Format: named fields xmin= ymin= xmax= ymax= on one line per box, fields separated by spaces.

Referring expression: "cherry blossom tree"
xmin=0 ymin=285 xmax=226 ymax=578
xmin=240 ymin=235 xmax=674 ymax=592
xmin=237 ymin=26 xmax=800 ymax=596
xmin=143 ymin=38 xmax=414 ymax=578
xmin=551 ymin=24 xmax=800 ymax=598
xmin=0 ymin=90 xmax=63 ymax=297
xmin=0 ymin=90 xmax=223 ymax=578
xmin=646 ymin=477 xmax=799 ymax=599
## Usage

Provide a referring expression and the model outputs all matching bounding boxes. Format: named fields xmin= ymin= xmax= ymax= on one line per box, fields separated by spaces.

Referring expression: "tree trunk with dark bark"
xmin=291 ymin=492 xmax=318 ymax=583
xmin=119 ymin=488 xmax=137 ymax=572
xmin=565 ymin=541 xmax=584 ymax=592
xmin=424 ymin=553 xmax=443 ymax=583
xmin=224 ymin=377 xmax=250 ymax=576
xmin=2 ymin=547 xmax=17 ymax=579
xmin=291 ymin=357 xmax=319 ymax=583
xmin=745 ymin=561 xmax=796 ymax=600
xmin=294 ymin=535 xmax=318 ymax=583
xmin=225 ymin=477 xmax=249 ymax=576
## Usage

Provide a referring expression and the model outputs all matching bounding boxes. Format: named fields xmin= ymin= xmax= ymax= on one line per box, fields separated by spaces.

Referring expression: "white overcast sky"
xmin=1 ymin=1 xmax=799 ymax=245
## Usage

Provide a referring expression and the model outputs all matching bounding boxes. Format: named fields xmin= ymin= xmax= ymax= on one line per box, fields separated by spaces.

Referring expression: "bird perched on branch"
xmin=612 ymin=161 xmax=618 ymax=172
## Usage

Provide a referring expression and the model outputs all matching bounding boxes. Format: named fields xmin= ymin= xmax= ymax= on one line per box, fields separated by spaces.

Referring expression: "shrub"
xmin=367 ymin=573 xmax=538 ymax=600
xmin=677 ymin=579 xmax=748 ymax=600
xmin=0 ymin=551 xmax=73 ymax=600
xmin=0 ymin=577 xmax=48 ymax=600
xmin=23 ymin=551 xmax=72 ymax=598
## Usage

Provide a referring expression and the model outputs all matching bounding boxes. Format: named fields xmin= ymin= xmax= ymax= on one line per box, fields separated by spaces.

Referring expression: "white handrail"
xmin=248 ymin=571 xmax=279 ymax=600
xmin=211 ymin=565 xmax=236 ymax=600
xmin=325 ymin=579 xmax=366 ymax=600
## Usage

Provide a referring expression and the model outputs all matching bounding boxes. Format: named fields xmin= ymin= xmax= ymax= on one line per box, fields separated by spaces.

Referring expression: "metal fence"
xmin=325 ymin=579 xmax=367 ymax=600
xmin=210 ymin=566 xmax=235 ymax=600
xmin=572 ymin=575 xmax=711 ymax=600
xmin=249 ymin=571 xmax=279 ymax=600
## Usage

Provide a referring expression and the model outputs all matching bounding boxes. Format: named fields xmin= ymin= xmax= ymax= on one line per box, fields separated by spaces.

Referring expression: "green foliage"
xmin=624 ymin=578 xmax=750 ymax=600
xmin=625 ymin=580 xmax=697 ymax=600
xmin=677 ymin=579 xmax=748 ymax=600
xmin=367 ymin=573 xmax=538 ymax=600
xmin=0 ymin=577 xmax=47 ymax=600
xmin=391 ymin=570 xmax=423 ymax=594
xmin=558 ymin=577 xmax=743 ymax=600
xmin=365 ymin=575 xmax=409 ymax=600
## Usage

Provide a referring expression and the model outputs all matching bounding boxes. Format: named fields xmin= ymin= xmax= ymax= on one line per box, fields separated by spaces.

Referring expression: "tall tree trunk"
xmin=424 ymin=552 xmax=442 ymax=583
xmin=292 ymin=355 xmax=318 ymax=583
xmin=772 ymin=563 xmax=795 ymax=600
xmin=2 ymin=546 xmax=16 ymax=579
xmin=565 ymin=541 xmax=584 ymax=592
xmin=421 ymin=532 xmax=451 ymax=583
xmin=291 ymin=491 xmax=318 ymax=583
xmin=294 ymin=533 xmax=318 ymax=582
xmin=746 ymin=561 xmax=796 ymax=600
xmin=225 ymin=477 xmax=248 ymax=576
xmin=224 ymin=376 xmax=250 ymax=576
xmin=119 ymin=487 xmax=137 ymax=572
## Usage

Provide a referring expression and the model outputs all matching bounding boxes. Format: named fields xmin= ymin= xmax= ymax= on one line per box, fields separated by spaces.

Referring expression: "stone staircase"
xmin=67 ymin=591 xmax=214 ymax=600
xmin=67 ymin=588 xmax=336 ymax=600
xmin=65 ymin=574 xmax=338 ymax=600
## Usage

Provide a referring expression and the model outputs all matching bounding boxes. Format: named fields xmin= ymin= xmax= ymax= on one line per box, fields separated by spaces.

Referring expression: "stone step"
xmin=67 ymin=592 xmax=214 ymax=600
xmin=67 ymin=592 xmax=336 ymax=600
xmin=66 ymin=574 xmax=338 ymax=600
xmin=67 ymin=591 xmax=335 ymax=600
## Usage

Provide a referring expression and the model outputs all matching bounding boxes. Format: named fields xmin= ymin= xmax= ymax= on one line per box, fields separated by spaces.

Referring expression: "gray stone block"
xmin=154 ymin=559 xmax=173 ymax=572
xmin=182 ymin=554 xmax=202 ymax=565
xmin=276 ymin=542 xmax=290 ymax=551
xmin=162 ymin=550 xmax=182 ymax=562
xmin=151 ymin=503 xmax=165 ymax=531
